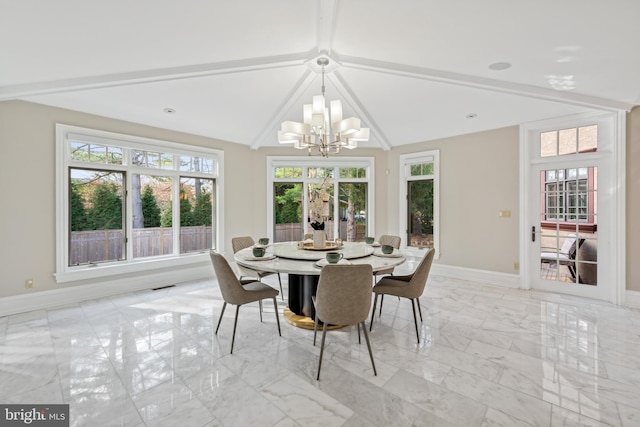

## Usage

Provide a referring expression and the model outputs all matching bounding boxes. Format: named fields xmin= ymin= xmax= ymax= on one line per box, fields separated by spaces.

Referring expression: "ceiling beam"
xmin=0 ymin=51 xmax=315 ymax=101
xmin=317 ymin=0 xmax=338 ymax=54
xmin=330 ymin=71 xmax=392 ymax=151
xmin=334 ymin=54 xmax=634 ymax=112
xmin=251 ymin=69 xmax=318 ymax=149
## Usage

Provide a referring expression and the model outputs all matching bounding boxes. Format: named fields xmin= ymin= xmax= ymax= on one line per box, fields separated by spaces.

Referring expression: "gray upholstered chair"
xmin=210 ymin=250 xmax=281 ymax=354
xmin=232 ymin=236 xmax=284 ymax=299
xmin=540 ymin=234 xmax=583 ymax=280
xmin=369 ymin=248 xmax=435 ymax=344
xmin=312 ymin=264 xmax=376 ymax=380
xmin=374 ymin=235 xmax=402 ymax=281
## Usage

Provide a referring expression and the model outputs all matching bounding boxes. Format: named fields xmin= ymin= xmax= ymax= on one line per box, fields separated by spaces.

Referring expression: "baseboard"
xmin=625 ymin=290 xmax=640 ymax=310
xmin=0 ymin=265 xmax=212 ymax=318
xmin=430 ymin=263 xmax=521 ymax=289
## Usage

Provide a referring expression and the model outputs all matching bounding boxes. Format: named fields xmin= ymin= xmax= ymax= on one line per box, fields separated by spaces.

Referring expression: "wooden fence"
xmin=274 ymin=222 xmax=366 ymax=242
xmin=70 ymin=226 xmax=213 ymax=265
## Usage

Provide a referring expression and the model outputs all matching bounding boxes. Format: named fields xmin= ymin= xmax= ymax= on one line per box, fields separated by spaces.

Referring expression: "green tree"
xmin=409 ymin=179 xmax=434 ymax=234
xmin=70 ymin=182 xmax=89 ymax=231
xmin=193 ymin=191 xmax=212 ymax=226
xmin=141 ymin=185 xmax=161 ymax=227
xmin=180 ymin=194 xmax=194 ymax=226
xmin=88 ymin=182 xmax=122 ymax=230
xmin=275 ymin=184 xmax=302 ymax=223
xmin=161 ymin=203 xmax=172 ymax=227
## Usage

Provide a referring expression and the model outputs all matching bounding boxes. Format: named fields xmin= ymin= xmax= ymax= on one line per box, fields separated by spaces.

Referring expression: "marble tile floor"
xmin=1 ymin=267 xmax=640 ymax=426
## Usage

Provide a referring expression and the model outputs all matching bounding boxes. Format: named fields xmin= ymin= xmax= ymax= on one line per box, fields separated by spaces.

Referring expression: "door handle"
xmin=531 ymin=226 xmax=536 ymax=242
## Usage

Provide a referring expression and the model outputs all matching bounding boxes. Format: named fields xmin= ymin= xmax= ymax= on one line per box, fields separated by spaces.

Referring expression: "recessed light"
xmin=466 ymin=113 xmax=477 ymax=119
xmin=488 ymin=62 xmax=511 ymax=71
xmin=163 ymin=108 xmax=176 ymax=114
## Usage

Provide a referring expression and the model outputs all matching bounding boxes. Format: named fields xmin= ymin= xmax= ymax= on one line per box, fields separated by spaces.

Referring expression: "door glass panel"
xmin=539 ymin=167 xmax=597 ymax=286
xmin=308 ymin=182 xmax=334 ymax=239
xmin=274 ymin=182 xmax=303 ymax=242
xmin=407 ymin=179 xmax=434 ymax=249
xmin=338 ymin=182 xmax=367 ymax=242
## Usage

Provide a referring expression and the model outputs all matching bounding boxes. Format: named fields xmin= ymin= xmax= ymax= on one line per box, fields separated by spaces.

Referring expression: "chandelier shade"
xmin=278 ymin=58 xmax=370 ymax=157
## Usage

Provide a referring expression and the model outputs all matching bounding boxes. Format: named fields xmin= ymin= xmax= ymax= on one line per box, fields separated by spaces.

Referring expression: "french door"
xmin=522 ymin=112 xmax=623 ymax=303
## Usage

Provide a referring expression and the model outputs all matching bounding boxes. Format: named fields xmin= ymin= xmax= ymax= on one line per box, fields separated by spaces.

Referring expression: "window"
xmin=543 ymin=167 xmax=596 ymax=225
xmin=268 ymin=157 xmax=374 ymax=243
xmin=540 ymin=125 xmax=597 ymax=157
xmin=400 ymin=151 xmax=439 ymax=256
xmin=56 ymin=125 xmax=222 ymax=282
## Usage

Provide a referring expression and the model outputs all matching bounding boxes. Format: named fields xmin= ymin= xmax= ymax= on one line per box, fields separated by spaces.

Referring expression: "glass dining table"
xmin=233 ymin=241 xmax=406 ymax=328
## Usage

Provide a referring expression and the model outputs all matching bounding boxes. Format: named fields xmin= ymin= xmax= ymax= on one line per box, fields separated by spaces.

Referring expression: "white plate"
xmin=373 ymin=250 xmax=403 ymax=258
xmin=314 ymin=259 xmax=352 ymax=267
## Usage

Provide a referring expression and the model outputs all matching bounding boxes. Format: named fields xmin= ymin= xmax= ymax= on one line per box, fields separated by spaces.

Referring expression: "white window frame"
xmin=266 ymin=156 xmax=375 ymax=240
xmin=55 ymin=124 xmax=224 ymax=283
xmin=399 ymin=150 xmax=440 ymax=259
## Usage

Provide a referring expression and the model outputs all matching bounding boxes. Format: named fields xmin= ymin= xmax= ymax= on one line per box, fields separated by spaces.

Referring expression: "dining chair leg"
xmin=259 ymin=300 xmax=263 ymax=322
xmin=379 ymin=294 xmax=385 ymax=316
xmin=357 ymin=322 xmax=361 ymax=344
xmin=312 ymin=295 xmax=319 ymax=346
xmin=410 ymin=299 xmax=420 ymax=344
xmin=316 ymin=324 xmax=329 ymax=380
xmin=416 ymin=298 xmax=423 ymax=321
xmin=277 ymin=273 xmax=284 ymax=300
xmin=215 ymin=302 xmax=227 ymax=334
xmin=361 ymin=321 xmax=377 ymax=376
xmin=231 ymin=305 xmax=241 ymax=354
xmin=273 ymin=297 xmax=281 ymax=336
xmin=313 ymin=313 xmax=319 ymax=346
xmin=369 ymin=294 xmax=379 ymax=331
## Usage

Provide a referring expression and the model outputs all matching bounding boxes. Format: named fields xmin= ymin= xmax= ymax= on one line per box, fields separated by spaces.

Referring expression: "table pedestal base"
xmin=283 ymin=307 xmax=343 ymax=330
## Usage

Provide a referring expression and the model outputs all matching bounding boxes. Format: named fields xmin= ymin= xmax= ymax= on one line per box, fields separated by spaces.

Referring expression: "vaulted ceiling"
xmin=2 ymin=0 xmax=638 ymax=150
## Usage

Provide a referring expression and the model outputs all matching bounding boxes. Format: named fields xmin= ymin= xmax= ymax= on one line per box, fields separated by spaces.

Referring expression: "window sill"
xmin=55 ymin=252 xmax=211 ymax=283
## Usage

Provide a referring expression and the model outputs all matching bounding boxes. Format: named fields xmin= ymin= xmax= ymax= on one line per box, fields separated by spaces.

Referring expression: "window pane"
xmin=133 ymin=150 xmax=174 ymax=169
xmin=338 ymin=183 xmax=367 ymax=242
xmin=179 ymin=156 xmax=214 ymax=173
xmin=70 ymin=142 xmax=89 ymax=161
xmin=274 ymin=183 xmax=303 ymax=242
xmin=179 ymin=177 xmax=215 ymax=254
xmin=540 ymin=131 xmax=557 ymax=157
xmin=89 ymin=144 xmax=106 ymax=163
xmin=407 ymin=179 xmax=434 ymax=249
xmin=578 ymin=125 xmax=597 ymax=152
xmin=308 ymin=167 xmax=334 ymax=179
xmin=132 ymin=175 xmax=173 ymax=259
xmin=69 ymin=168 xmax=124 ymax=265
xmin=558 ymin=128 xmax=577 ymax=155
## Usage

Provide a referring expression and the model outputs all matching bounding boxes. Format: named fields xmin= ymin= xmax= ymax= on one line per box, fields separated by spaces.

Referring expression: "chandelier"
xmin=277 ymin=58 xmax=370 ymax=157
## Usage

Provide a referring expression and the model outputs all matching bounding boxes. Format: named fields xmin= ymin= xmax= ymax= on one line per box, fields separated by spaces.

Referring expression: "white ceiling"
xmin=2 ymin=0 xmax=638 ymax=150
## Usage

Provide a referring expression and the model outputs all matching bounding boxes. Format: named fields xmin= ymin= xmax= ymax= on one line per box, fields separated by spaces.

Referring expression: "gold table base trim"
xmin=283 ymin=307 xmax=344 ymax=330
